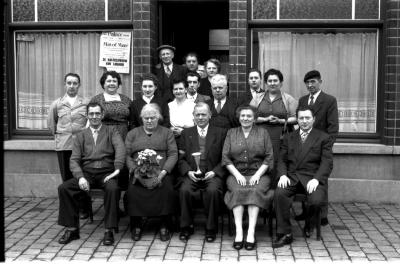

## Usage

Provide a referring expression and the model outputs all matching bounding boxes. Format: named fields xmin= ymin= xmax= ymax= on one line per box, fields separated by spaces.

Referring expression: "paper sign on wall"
xmin=99 ymin=32 xmax=131 ymax=73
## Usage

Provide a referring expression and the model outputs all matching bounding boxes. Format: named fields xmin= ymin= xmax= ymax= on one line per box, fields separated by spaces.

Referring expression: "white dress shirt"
xmin=103 ymin=92 xmax=121 ymax=102
xmin=197 ymin=125 xmax=209 ymax=137
xmin=168 ymin=99 xmax=196 ymax=128
xmin=214 ymin=97 xmax=227 ymax=110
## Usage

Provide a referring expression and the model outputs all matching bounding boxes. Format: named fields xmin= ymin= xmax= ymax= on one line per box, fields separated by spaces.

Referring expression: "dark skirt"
xmin=224 ymin=174 xmax=271 ymax=210
xmin=126 ymin=174 xmax=176 ymax=216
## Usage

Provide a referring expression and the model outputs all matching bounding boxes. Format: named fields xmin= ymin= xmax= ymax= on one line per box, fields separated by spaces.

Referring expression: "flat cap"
xmin=157 ymin=44 xmax=176 ymax=53
xmin=303 ymin=70 xmax=321 ymax=82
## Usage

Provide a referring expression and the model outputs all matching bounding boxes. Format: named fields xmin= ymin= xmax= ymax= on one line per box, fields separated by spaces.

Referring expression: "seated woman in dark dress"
xmin=125 ymin=103 xmax=178 ymax=242
xmin=222 ymin=105 xmax=274 ymax=251
xmin=129 ymin=73 xmax=170 ymax=129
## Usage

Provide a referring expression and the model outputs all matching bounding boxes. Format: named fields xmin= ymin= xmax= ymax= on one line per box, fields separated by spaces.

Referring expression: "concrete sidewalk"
xmin=4 ymin=197 xmax=400 ymax=262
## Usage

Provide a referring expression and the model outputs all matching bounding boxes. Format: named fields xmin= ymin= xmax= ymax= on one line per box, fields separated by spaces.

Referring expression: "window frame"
xmin=246 ymin=1 xmax=386 ymax=143
xmin=6 ymin=16 xmax=133 ymax=139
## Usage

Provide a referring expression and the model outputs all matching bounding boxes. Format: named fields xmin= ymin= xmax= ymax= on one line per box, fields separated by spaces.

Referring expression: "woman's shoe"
xmin=131 ymin=227 xmax=142 ymax=241
xmin=233 ymin=240 xmax=244 ymax=250
xmin=244 ymin=241 xmax=256 ymax=250
xmin=159 ymin=227 xmax=170 ymax=241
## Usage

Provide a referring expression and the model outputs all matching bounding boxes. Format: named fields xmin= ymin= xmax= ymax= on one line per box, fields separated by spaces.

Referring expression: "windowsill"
xmin=3 ymin=140 xmax=400 ymax=155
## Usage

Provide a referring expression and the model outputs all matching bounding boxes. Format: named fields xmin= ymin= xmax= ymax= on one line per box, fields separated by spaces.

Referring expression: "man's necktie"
xmin=200 ymin=129 xmax=205 ymax=138
xmin=309 ymin=95 xmax=314 ymax=106
xmin=216 ymin=100 xmax=222 ymax=113
xmin=165 ymin=66 xmax=171 ymax=77
xmin=93 ymin=129 xmax=98 ymax=145
xmin=300 ymin=131 xmax=309 ymax=143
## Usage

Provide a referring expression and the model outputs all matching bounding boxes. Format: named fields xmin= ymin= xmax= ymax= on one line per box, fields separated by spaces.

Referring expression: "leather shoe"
xmin=58 ymin=229 xmax=80 ymax=244
xmin=233 ymin=240 xmax=244 ymax=250
xmin=103 ymin=231 xmax=114 ymax=246
xmin=303 ymin=226 xmax=312 ymax=238
xmin=79 ymin=211 xmax=89 ymax=220
xmin=272 ymin=233 xmax=293 ymax=248
xmin=321 ymin=217 xmax=329 ymax=226
xmin=205 ymin=229 xmax=216 ymax=242
xmin=131 ymin=227 xmax=142 ymax=241
xmin=179 ymin=226 xmax=194 ymax=241
xmin=244 ymin=241 xmax=256 ymax=250
xmin=159 ymin=227 xmax=170 ymax=242
xmin=295 ymin=212 xmax=306 ymax=221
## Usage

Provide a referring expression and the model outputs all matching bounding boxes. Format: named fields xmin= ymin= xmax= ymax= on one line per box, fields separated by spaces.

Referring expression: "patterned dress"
xmin=222 ymin=126 xmax=274 ymax=209
xmin=90 ymin=93 xmax=132 ymax=140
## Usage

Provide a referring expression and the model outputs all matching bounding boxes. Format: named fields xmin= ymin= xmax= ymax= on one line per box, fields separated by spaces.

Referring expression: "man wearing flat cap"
xmin=296 ymin=70 xmax=338 ymax=226
xmin=153 ymin=44 xmax=187 ymax=102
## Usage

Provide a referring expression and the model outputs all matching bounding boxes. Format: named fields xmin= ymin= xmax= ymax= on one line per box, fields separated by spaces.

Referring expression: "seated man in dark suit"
xmin=57 ymin=102 xmax=126 ymax=246
xmin=206 ymin=74 xmax=240 ymax=129
xmin=177 ymin=102 xmax=227 ymax=242
xmin=272 ymin=106 xmax=333 ymax=248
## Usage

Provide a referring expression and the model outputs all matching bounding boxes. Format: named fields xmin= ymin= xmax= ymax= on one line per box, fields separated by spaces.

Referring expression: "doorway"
xmin=158 ymin=0 xmax=229 ymax=72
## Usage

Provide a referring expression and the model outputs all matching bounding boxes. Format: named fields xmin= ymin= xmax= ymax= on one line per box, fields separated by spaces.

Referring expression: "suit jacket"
xmin=197 ymin=77 xmax=213 ymax=97
xmin=194 ymin=93 xmax=211 ymax=103
xmin=177 ymin=125 xmax=227 ymax=178
xmin=206 ymin=97 xmax=240 ymax=129
xmin=153 ymin=63 xmax=187 ymax=102
xmin=70 ymin=125 xmax=126 ymax=179
xmin=277 ymin=128 xmax=333 ymax=189
xmin=298 ymin=91 xmax=339 ymax=144
xmin=129 ymin=95 xmax=170 ymax=129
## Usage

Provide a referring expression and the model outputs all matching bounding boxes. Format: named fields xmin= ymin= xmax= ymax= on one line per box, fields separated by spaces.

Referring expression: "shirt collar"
xmin=197 ymin=124 xmax=209 ymax=136
xmin=187 ymin=92 xmax=197 ymax=100
xmin=163 ymin=63 xmax=173 ymax=72
xmin=142 ymin=95 xmax=154 ymax=104
xmin=310 ymin=90 xmax=321 ymax=100
xmin=90 ymin=125 xmax=102 ymax=134
xmin=300 ymin=128 xmax=312 ymax=135
xmin=214 ymin=97 xmax=226 ymax=105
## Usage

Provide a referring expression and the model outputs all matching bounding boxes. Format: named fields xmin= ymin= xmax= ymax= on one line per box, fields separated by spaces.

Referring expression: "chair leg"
xmin=228 ymin=210 xmax=234 ymax=236
xmin=87 ymin=197 xmax=93 ymax=224
xmin=303 ymin=204 xmax=310 ymax=237
xmin=316 ymin=206 xmax=321 ymax=240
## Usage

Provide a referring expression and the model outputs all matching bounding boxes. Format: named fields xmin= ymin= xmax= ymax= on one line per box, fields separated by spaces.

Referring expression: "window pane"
xmin=15 ymin=32 xmax=132 ymax=130
xmin=255 ymin=30 xmax=377 ymax=133
xmin=252 ymin=0 xmax=276 ymax=20
xmin=13 ymin=0 xmax=35 ymax=22
xmin=108 ymin=0 xmax=131 ymax=20
xmin=38 ymin=0 xmax=105 ymax=21
xmin=280 ymin=0 xmax=352 ymax=19
xmin=355 ymin=0 xmax=379 ymax=19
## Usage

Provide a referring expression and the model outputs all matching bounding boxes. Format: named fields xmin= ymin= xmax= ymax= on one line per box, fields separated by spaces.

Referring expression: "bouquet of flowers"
xmin=131 ymin=149 xmax=163 ymax=189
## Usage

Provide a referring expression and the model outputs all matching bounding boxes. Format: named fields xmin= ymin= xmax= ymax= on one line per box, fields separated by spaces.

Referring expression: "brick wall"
xmin=132 ymin=0 xmax=158 ymax=100
xmin=385 ymin=0 xmax=400 ymax=145
xmin=3 ymin=0 xmax=8 ymax=141
xmin=229 ymin=0 xmax=247 ymax=99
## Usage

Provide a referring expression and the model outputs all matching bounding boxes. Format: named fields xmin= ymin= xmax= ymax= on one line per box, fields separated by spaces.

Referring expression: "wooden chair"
xmin=294 ymin=193 xmax=321 ymax=240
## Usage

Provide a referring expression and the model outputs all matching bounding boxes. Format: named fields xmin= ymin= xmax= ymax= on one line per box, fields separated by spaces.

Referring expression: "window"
xmin=252 ymin=29 xmax=378 ymax=133
xmin=14 ymin=31 xmax=133 ymax=130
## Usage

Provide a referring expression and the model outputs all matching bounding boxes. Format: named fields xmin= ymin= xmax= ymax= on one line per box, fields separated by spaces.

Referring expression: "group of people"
xmin=48 ymin=44 xmax=338 ymax=251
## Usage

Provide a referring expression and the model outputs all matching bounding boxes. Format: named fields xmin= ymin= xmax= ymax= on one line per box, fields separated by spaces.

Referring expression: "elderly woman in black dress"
xmin=222 ymin=105 xmax=274 ymax=251
xmin=125 ymin=103 xmax=178 ymax=242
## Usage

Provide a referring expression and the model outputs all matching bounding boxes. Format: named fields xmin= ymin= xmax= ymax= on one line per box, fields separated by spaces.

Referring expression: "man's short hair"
xmin=248 ymin=68 xmax=262 ymax=78
xmin=186 ymin=71 xmax=201 ymax=81
xmin=193 ymin=102 xmax=211 ymax=115
xmin=264 ymin=68 xmax=284 ymax=82
xmin=87 ymin=102 xmax=104 ymax=114
xmin=172 ymin=77 xmax=188 ymax=88
xmin=303 ymin=70 xmax=321 ymax=83
xmin=296 ymin=106 xmax=315 ymax=118
xmin=64 ymin=73 xmax=81 ymax=84
xmin=185 ymin=52 xmax=199 ymax=62
xmin=210 ymin=74 xmax=228 ymax=87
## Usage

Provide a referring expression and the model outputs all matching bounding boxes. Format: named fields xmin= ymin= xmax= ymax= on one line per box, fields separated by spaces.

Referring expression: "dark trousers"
xmin=58 ymin=168 xmax=120 ymax=229
xmin=274 ymin=181 xmax=326 ymax=234
xmin=179 ymin=176 xmax=223 ymax=231
xmin=56 ymin=150 xmax=73 ymax=181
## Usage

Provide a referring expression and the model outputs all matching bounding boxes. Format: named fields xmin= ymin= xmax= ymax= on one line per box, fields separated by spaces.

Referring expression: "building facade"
xmin=3 ymin=0 xmax=400 ymax=201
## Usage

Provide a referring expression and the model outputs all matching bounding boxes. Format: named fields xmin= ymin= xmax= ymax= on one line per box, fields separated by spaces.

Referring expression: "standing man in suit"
xmin=297 ymin=70 xmax=339 ymax=225
xmin=153 ymin=44 xmax=187 ymax=102
xmin=272 ymin=107 xmax=333 ymax=248
xmin=177 ymin=102 xmax=227 ymax=243
xmin=57 ymin=102 xmax=126 ymax=246
xmin=206 ymin=74 xmax=240 ymax=129
xmin=184 ymin=52 xmax=206 ymax=78
xmin=186 ymin=71 xmax=211 ymax=103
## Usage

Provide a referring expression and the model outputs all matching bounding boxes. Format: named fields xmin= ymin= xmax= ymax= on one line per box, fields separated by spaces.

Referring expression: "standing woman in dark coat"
xmin=125 ymin=104 xmax=178 ymax=242
xmin=129 ymin=73 xmax=170 ymax=129
xmin=197 ymin=58 xmax=221 ymax=97
xmin=222 ymin=105 xmax=274 ymax=251
xmin=90 ymin=71 xmax=132 ymax=141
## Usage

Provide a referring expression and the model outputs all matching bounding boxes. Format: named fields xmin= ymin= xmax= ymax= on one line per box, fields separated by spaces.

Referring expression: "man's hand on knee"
xmin=277 ymin=175 xmax=291 ymax=188
xmin=306 ymin=178 xmax=319 ymax=194
xmin=78 ymin=177 xmax=89 ymax=191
